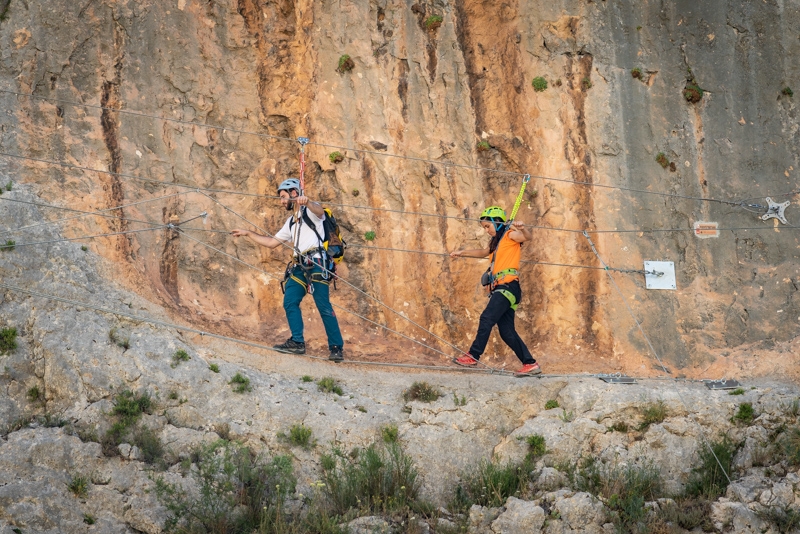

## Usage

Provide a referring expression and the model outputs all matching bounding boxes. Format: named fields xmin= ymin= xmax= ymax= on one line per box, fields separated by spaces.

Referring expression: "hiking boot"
xmin=452 ymin=354 xmax=478 ymax=367
xmin=328 ymin=346 xmax=344 ymax=362
xmin=273 ymin=338 xmax=306 ymax=355
xmin=514 ymin=362 xmax=542 ymax=377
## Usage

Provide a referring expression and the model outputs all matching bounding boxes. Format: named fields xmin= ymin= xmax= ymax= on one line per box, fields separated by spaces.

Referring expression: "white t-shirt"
xmin=274 ymin=208 xmax=326 ymax=258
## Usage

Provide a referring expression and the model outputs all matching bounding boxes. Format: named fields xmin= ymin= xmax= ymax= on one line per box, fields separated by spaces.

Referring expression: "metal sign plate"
xmin=598 ymin=375 xmax=636 ymax=384
xmin=704 ymin=379 xmax=742 ymax=390
xmin=693 ymin=221 xmax=719 ymax=238
xmin=644 ymin=261 xmax=677 ymax=290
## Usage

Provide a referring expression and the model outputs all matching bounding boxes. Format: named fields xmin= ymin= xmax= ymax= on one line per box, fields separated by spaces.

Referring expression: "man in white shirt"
xmin=231 ymin=178 xmax=344 ymax=361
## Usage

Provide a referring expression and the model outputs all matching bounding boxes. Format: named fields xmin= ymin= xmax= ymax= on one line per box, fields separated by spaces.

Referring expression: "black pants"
xmin=468 ymin=281 xmax=535 ymax=365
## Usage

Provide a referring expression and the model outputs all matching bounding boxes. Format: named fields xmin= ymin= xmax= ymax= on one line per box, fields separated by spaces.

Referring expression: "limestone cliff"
xmin=1 ymin=0 xmax=799 ymax=373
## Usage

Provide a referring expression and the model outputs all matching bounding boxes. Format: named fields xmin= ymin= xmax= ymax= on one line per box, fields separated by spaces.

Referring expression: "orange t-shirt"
xmin=491 ymin=231 xmax=520 ymax=285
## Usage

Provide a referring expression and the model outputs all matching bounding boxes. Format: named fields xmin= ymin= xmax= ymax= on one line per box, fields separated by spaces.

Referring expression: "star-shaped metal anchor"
xmin=760 ymin=197 xmax=791 ymax=225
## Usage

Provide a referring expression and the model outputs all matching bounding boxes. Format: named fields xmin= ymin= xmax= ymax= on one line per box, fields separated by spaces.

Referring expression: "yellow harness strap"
xmin=496 ymin=288 xmax=518 ymax=311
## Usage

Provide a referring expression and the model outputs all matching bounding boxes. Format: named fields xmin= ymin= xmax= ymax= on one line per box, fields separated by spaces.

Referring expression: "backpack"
xmin=290 ymin=207 xmax=347 ymax=264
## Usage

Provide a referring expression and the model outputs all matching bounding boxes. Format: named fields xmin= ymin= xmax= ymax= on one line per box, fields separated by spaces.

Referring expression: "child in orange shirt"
xmin=450 ymin=206 xmax=541 ymax=376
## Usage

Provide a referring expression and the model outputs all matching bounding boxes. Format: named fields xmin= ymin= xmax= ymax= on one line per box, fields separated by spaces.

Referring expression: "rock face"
xmin=2 ymin=2 xmax=800 ymax=531
xmin=1 ymin=0 xmax=799 ymax=373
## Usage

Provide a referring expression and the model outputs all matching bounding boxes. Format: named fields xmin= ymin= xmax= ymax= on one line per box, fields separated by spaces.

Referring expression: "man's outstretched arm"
xmin=230 ymin=229 xmax=287 ymax=249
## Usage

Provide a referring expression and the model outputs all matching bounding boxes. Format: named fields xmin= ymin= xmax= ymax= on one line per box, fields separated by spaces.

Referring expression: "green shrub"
xmin=208 ymin=363 xmax=219 ymax=373
xmin=476 ymin=140 xmax=491 ymax=151
xmin=631 ymin=67 xmax=642 ymax=79
xmin=213 ymin=422 xmax=231 ymax=441
xmin=108 ymin=327 xmax=130 ymax=350
xmin=563 ymin=456 xmax=663 ymax=532
xmin=68 ymin=474 xmax=89 ymax=498
xmin=526 ymin=434 xmax=546 ymax=459
xmin=657 ymin=499 xmax=714 ymax=531
xmin=320 ymin=442 xmax=422 ymax=515
xmin=101 ymin=389 xmax=154 ymax=456
xmin=424 ymin=15 xmax=443 ymax=30
xmin=27 ymin=385 xmax=41 ymax=402
xmin=381 ymin=424 xmax=399 ymax=443
xmin=684 ymin=83 xmax=703 ymax=103
xmin=329 ymin=151 xmax=344 ymax=164
xmin=301 ymin=375 xmax=313 ymax=382
xmin=337 ymin=54 xmax=355 ymax=73
xmin=531 ymin=76 xmax=548 ymax=92
xmin=154 ymin=440 xmax=295 ymax=533
xmin=171 ymin=349 xmax=190 ymax=368
xmin=38 ymin=414 xmax=68 ymax=428
xmin=112 ymin=390 xmax=153 ymax=426
xmin=639 ymin=399 xmax=668 ymax=430
xmin=364 ymin=230 xmax=376 ymax=241
xmin=729 ymin=387 xmax=745 ymax=395
xmin=452 ymin=391 xmax=467 ymax=406
xmin=229 ymin=372 xmax=252 ymax=393
xmin=83 ymin=514 xmax=95 ymax=525
xmin=132 ymin=426 xmax=165 ymax=466
xmin=0 ymin=327 xmax=17 ymax=353
xmin=402 ymin=381 xmax=441 ymax=402
xmin=559 ymin=408 xmax=575 ymax=423
xmin=655 ymin=152 xmax=669 ymax=169
xmin=1 ymin=415 xmax=35 ymax=438
xmin=452 ymin=456 xmax=533 ymax=511
xmin=783 ymin=87 xmax=794 ymax=97
xmin=784 ymin=399 xmax=800 ymax=418
xmin=733 ymin=402 xmax=755 ymax=425
xmin=779 ymin=426 xmax=800 ymax=464
xmin=685 ymin=435 xmax=739 ymax=499
xmin=287 ymin=424 xmax=314 ymax=449
xmin=610 ymin=421 xmax=629 ymax=432
xmin=581 ymin=77 xmax=592 ymax=90
xmin=757 ymin=505 xmax=800 ymax=533
xmin=317 ymin=377 xmax=343 ymax=396
xmin=0 ymin=239 xmax=14 ymax=251
xmin=544 ymin=399 xmax=559 ymax=410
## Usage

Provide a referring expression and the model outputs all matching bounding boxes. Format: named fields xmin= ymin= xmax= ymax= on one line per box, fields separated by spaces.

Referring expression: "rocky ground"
xmin=3 ymin=182 xmax=800 ymax=533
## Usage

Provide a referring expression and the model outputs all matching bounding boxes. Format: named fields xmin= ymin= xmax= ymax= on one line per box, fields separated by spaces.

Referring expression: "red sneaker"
xmin=514 ymin=362 xmax=542 ymax=377
xmin=453 ymin=354 xmax=478 ymax=367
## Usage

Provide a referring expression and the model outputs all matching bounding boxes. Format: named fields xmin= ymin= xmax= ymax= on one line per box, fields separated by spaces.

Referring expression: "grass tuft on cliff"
xmin=402 ymin=381 xmax=441 ymax=402
xmin=0 ymin=326 xmax=18 ymax=353
xmin=337 ymin=54 xmax=355 ymax=73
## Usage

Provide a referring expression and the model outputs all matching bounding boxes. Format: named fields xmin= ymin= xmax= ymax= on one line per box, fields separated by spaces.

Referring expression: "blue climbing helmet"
xmin=277 ymin=178 xmax=301 ymax=195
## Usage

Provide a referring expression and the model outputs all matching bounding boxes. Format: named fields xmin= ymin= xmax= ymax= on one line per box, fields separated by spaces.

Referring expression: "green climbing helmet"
xmin=480 ymin=205 xmax=507 ymax=222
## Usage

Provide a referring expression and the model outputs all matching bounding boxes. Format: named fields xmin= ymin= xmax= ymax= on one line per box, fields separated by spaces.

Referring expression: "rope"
xmin=0 ymin=191 xmax=189 ymax=237
xmin=0 ymin=151 xmax=266 ymax=198
xmin=348 ymin=243 xmax=658 ymax=274
xmin=581 ymin=230 xmax=733 ymax=486
xmin=3 ymin=225 xmax=168 ymax=249
xmin=0 ymin=87 xmax=770 ymax=209
xmin=1 ymin=151 xmax=797 ymax=235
